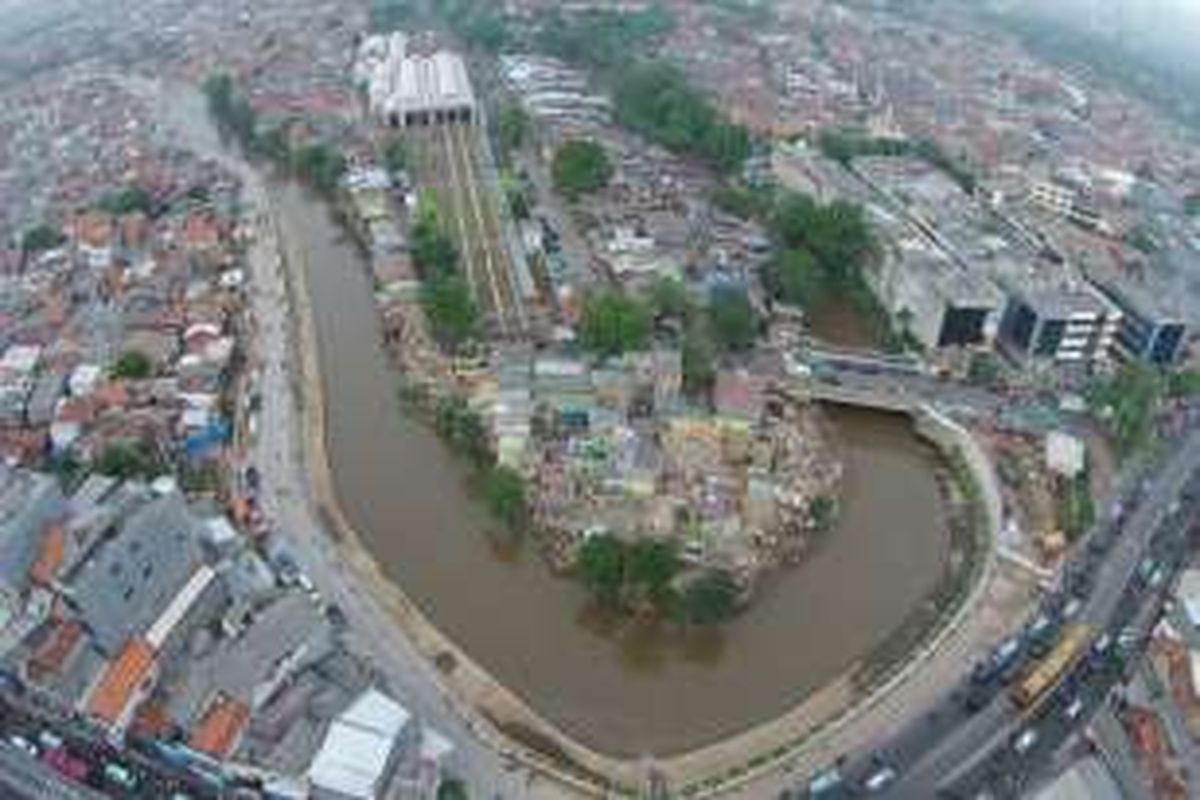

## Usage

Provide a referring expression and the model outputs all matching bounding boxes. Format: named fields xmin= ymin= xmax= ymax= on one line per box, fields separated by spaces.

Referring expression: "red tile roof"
xmin=187 ymin=695 xmax=250 ymax=759
xmin=86 ymin=638 xmax=155 ymax=726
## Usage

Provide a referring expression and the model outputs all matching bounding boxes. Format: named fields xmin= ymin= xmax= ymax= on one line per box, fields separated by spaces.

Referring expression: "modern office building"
xmin=997 ymin=283 xmax=1120 ymax=364
xmin=1091 ymin=280 xmax=1188 ymax=365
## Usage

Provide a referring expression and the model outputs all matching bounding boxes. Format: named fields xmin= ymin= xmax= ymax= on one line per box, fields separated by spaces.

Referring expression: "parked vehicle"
xmin=864 ymin=766 xmax=898 ymax=792
xmin=1012 ymin=728 xmax=1038 ymax=755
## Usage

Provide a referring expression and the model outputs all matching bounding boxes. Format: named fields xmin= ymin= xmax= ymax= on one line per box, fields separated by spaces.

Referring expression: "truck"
xmin=1011 ymin=624 xmax=1091 ymax=709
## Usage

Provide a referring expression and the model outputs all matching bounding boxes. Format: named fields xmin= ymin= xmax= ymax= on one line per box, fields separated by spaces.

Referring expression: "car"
xmin=1091 ymin=632 xmax=1113 ymax=656
xmin=7 ymin=734 xmax=38 ymax=757
xmin=1148 ymin=566 xmax=1168 ymax=589
xmin=1064 ymin=696 xmax=1085 ymax=721
xmin=864 ymin=766 xmax=898 ymax=792
xmin=1062 ymin=598 xmax=1084 ymax=621
xmin=103 ymin=761 xmax=138 ymax=790
xmin=1013 ymin=728 xmax=1038 ymax=755
xmin=1136 ymin=557 xmax=1157 ymax=585
xmin=976 ymin=637 xmax=1022 ymax=682
xmin=808 ymin=766 xmax=843 ymax=796
xmin=37 ymin=730 xmax=63 ymax=751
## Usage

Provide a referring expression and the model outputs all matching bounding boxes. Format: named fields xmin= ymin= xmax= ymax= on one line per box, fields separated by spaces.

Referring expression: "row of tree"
xmin=817 ymin=129 xmax=977 ymax=195
xmin=613 ymin=63 xmax=752 ymax=175
xmin=533 ymin=5 xmax=676 ymax=71
xmin=409 ymin=194 xmax=480 ymax=353
xmin=575 ymin=533 xmax=740 ymax=626
xmin=203 ymin=74 xmax=347 ymax=195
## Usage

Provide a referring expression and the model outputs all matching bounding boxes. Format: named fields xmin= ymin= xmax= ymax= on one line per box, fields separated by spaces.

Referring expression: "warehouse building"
xmin=871 ymin=236 xmax=1004 ymax=350
xmin=355 ymin=34 xmax=477 ymax=128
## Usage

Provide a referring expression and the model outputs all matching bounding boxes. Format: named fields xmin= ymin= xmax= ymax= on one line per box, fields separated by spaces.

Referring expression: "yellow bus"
xmin=1011 ymin=624 xmax=1092 ymax=709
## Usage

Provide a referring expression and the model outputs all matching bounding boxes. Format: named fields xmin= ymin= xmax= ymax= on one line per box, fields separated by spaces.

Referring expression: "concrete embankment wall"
xmin=912 ymin=405 xmax=1004 ymax=539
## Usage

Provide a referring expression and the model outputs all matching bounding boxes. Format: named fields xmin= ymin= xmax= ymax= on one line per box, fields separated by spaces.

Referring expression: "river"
xmin=265 ymin=177 xmax=951 ymax=757
xmin=153 ymin=77 xmax=954 ymax=759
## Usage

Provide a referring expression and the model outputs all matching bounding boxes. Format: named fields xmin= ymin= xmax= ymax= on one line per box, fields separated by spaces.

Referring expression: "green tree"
xmin=495 ymin=103 xmax=529 ymax=157
xmin=483 ymin=466 xmax=527 ymax=534
xmin=648 ymin=276 xmax=689 ymax=322
xmin=577 ymin=534 xmax=627 ymax=605
xmin=420 ymin=275 xmax=479 ymax=352
xmin=676 ymin=570 xmax=739 ymax=626
xmin=613 ymin=63 xmax=750 ymax=173
xmin=552 ymin=139 xmax=613 ymax=199
xmin=682 ymin=321 xmax=717 ymax=398
xmin=808 ymin=495 xmax=835 ymax=534
xmin=707 ymin=287 xmax=759 ymax=352
xmin=1086 ymin=363 xmax=1162 ymax=458
xmin=21 ymin=224 xmax=65 ymax=255
xmin=410 ymin=223 xmax=460 ymax=281
xmin=766 ymin=247 xmax=823 ymax=308
xmin=625 ymin=539 xmax=680 ymax=604
xmin=111 ymin=350 xmax=153 ymax=380
xmin=437 ymin=777 xmax=468 ymax=800
xmin=535 ymin=5 xmax=675 ymax=70
xmin=94 ymin=441 xmax=159 ymax=480
xmin=579 ymin=291 xmax=650 ymax=357
xmin=292 ymin=144 xmax=346 ymax=194
xmin=380 ymin=134 xmax=407 ymax=174
xmin=98 ymin=185 xmax=154 ymax=216
xmin=967 ymin=352 xmax=1002 ymax=388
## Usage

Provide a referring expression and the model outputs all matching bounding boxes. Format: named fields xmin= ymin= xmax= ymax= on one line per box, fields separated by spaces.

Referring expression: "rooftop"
xmin=85 ymin=637 xmax=155 ymax=726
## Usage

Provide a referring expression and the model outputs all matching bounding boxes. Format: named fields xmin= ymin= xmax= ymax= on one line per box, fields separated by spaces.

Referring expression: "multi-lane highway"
xmin=792 ymin=428 xmax=1200 ymax=799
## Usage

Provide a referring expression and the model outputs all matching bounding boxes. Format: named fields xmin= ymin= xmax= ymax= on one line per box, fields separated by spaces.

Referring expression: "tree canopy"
xmin=551 ymin=139 xmax=613 ymax=199
xmin=495 ymin=103 xmax=529 ymax=159
xmin=94 ymin=441 xmax=159 ymax=480
xmin=613 ymin=63 xmax=750 ymax=174
xmin=534 ymin=5 xmax=675 ymax=70
xmin=98 ymin=185 xmax=154 ymax=216
xmin=578 ymin=291 xmax=650 ymax=357
xmin=675 ymin=570 xmax=739 ymax=626
xmin=482 ymin=466 xmax=527 ymax=535
xmin=420 ymin=274 xmax=478 ymax=351
xmin=380 ymin=134 xmax=407 ymax=174
xmin=20 ymin=223 xmax=65 ymax=255
xmin=111 ymin=349 xmax=153 ymax=380
xmin=707 ymin=287 xmax=759 ymax=352
xmin=576 ymin=533 xmax=627 ymax=605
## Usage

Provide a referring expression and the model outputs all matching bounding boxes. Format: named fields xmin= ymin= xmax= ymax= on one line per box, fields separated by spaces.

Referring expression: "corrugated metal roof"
xmin=308 ymin=688 xmax=410 ymax=799
xmin=144 ymin=565 xmax=215 ymax=650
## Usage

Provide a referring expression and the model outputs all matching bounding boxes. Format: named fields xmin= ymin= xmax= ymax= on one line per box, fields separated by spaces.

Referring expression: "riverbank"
xmin=142 ymin=78 xmax=1012 ymax=797
xmin=265 ymin=158 xmax=1003 ymax=792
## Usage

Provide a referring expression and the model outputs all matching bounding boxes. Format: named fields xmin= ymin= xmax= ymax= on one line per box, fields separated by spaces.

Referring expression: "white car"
xmin=1013 ymin=728 xmax=1038 ymax=755
xmin=864 ymin=766 xmax=898 ymax=792
xmin=7 ymin=735 xmax=37 ymax=758
xmin=1064 ymin=697 xmax=1085 ymax=721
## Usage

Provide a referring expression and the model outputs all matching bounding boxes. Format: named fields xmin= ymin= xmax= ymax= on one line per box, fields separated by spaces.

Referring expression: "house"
xmin=66 ymin=491 xmax=205 ymax=655
xmin=0 ymin=470 xmax=65 ymax=632
xmin=187 ymin=693 xmax=251 ymax=760
xmin=83 ymin=636 xmax=157 ymax=731
xmin=308 ymin=688 xmax=414 ymax=800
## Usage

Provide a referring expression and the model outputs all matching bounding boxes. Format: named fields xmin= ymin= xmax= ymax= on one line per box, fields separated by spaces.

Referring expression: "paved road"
xmin=853 ymin=431 xmax=1200 ymax=799
xmin=130 ymin=78 xmax=537 ymax=800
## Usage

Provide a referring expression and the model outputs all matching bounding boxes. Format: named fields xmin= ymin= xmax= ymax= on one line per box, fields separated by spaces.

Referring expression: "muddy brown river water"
xmin=268 ymin=180 xmax=952 ymax=757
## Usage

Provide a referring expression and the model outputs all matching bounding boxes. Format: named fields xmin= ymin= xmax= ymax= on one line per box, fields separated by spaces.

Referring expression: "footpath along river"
xmin=268 ymin=178 xmax=954 ymax=758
